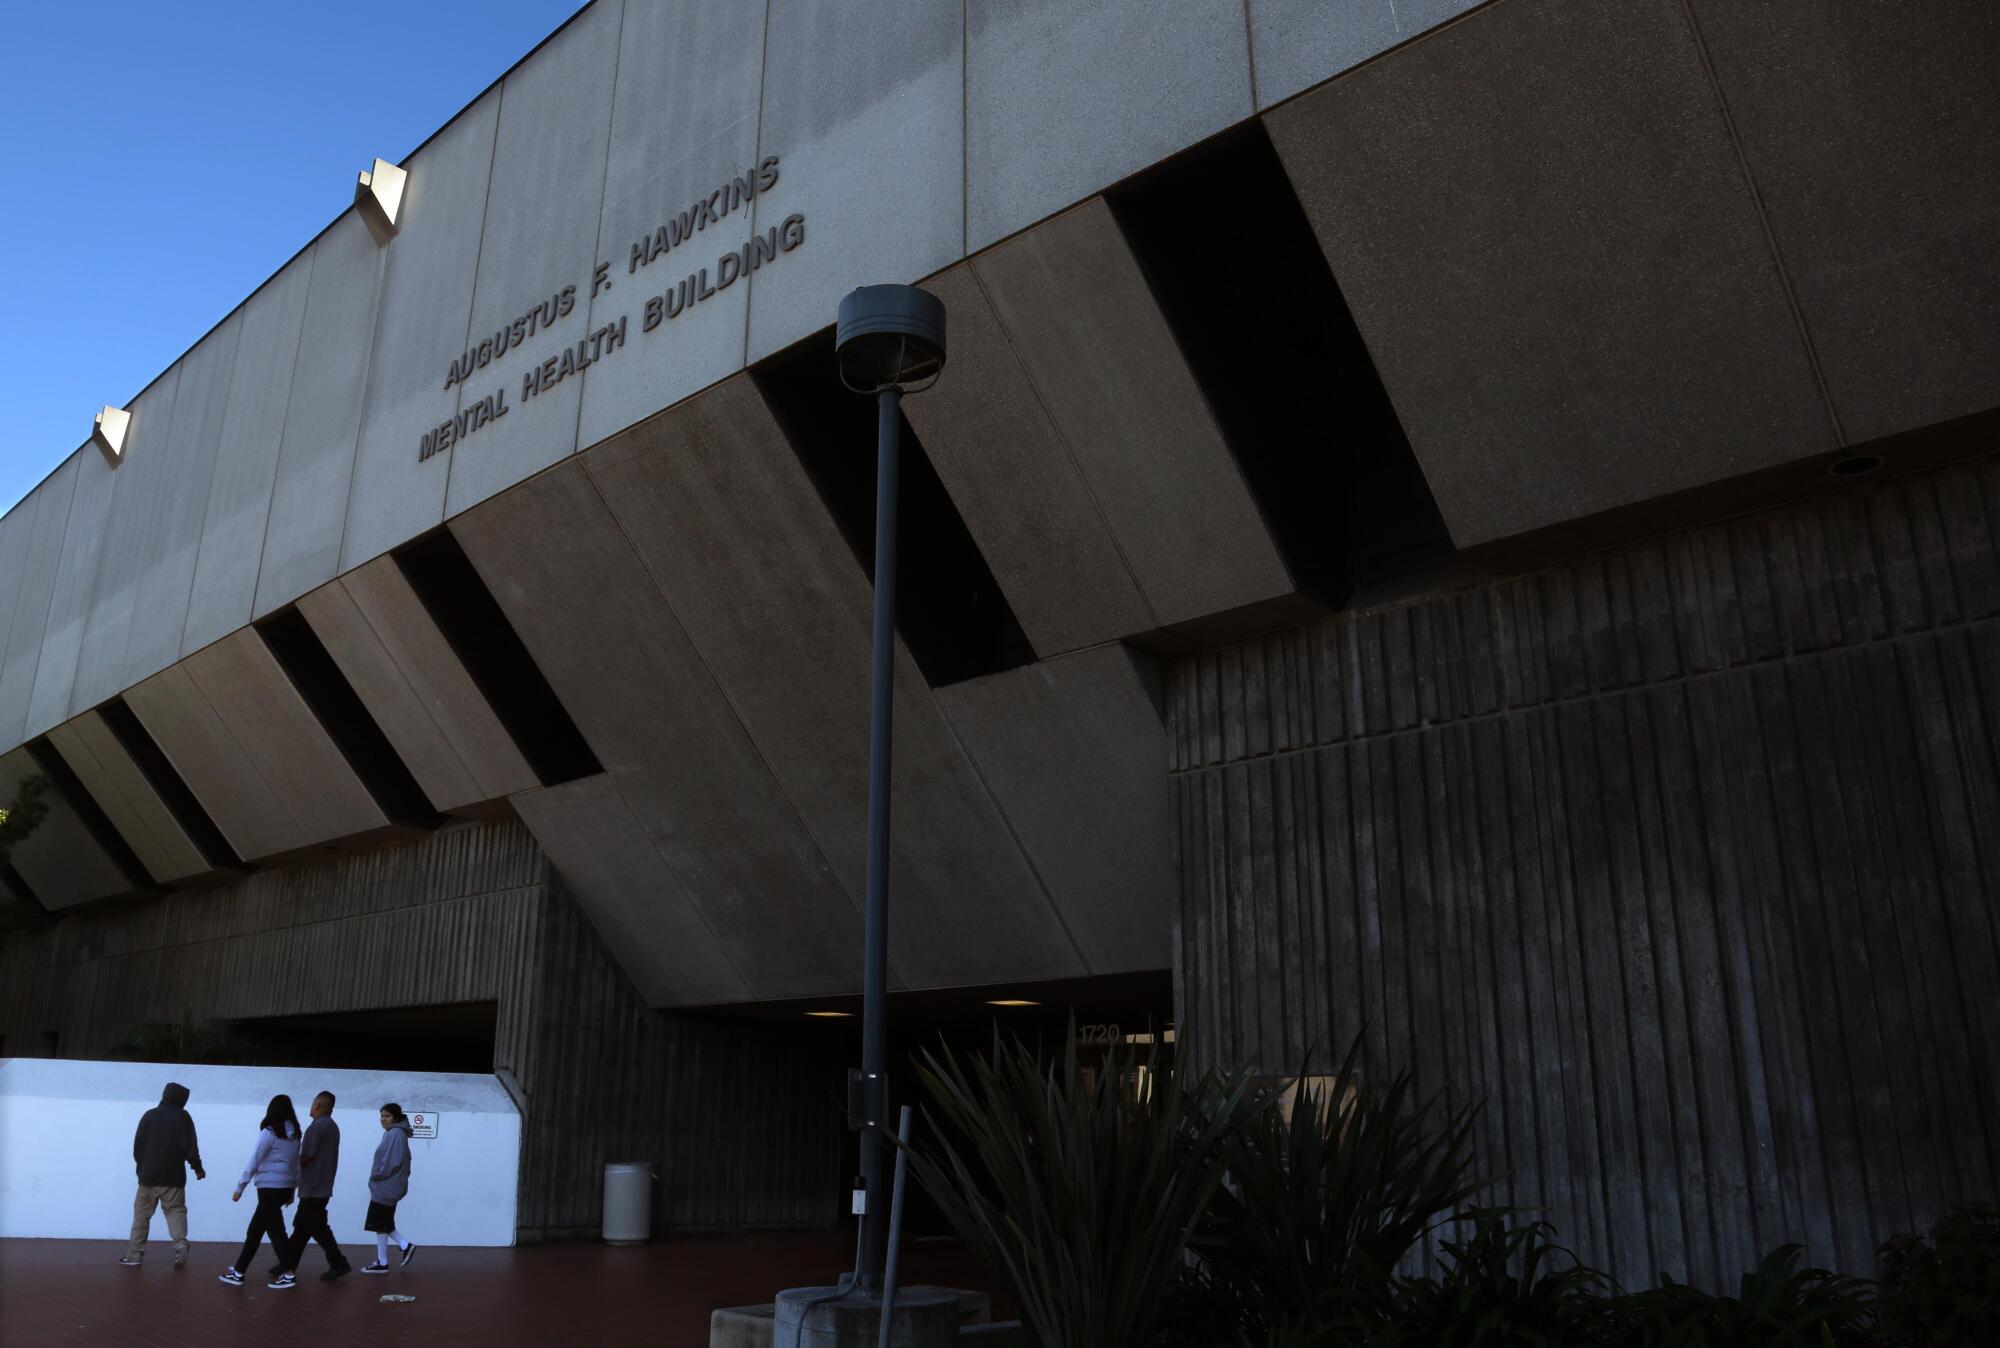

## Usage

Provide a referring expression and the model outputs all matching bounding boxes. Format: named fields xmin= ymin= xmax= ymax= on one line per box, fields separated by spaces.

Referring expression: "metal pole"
xmin=878 ymin=1105 xmax=914 ymax=1348
xmin=858 ymin=383 xmax=901 ymax=1293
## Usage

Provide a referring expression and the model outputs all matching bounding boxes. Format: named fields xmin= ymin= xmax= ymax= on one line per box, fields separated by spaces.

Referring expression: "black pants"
xmin=233 ymin=1187 xmax=292 ymax=1273
xmin=282 ymin=1196 xmax=348 ymax=1272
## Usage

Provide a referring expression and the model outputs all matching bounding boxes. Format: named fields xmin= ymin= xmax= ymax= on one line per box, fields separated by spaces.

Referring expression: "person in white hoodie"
xmin=360 ymin=1102 xmax=417 ymax=1274
xmin=219 ymin=1094 xmax=302 ymax=1289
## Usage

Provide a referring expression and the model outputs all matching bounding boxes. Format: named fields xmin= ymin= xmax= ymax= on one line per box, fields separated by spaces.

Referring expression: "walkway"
xmin=0 ymin=1232 xmax=1002 ymax=1347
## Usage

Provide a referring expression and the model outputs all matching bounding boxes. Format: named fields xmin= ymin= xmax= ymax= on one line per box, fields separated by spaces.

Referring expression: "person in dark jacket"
xmin=359 ymin=1103 xmax=416 ymax=1274
xmin=121 ymin=1082 xmax=206 ymax=1267
xmin=273 ymin=1090 xmax=350 ymax=1282
xmin=220 ymin=1094 xmax=302 ymax=1289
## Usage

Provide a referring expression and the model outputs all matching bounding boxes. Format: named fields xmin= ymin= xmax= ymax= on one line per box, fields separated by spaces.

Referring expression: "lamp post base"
xmin=770 ymin=1285 xmax=958 ymax=1347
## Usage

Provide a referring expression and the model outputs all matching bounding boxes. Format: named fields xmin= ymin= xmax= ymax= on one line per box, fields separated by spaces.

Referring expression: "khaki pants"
xmin=127 ymin=1184 xmax=188 ymax=1260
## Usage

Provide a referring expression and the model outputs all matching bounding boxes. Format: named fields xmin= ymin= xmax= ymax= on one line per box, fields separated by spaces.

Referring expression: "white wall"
xmin=0 ymin=1059 xmax=519 ymax=1247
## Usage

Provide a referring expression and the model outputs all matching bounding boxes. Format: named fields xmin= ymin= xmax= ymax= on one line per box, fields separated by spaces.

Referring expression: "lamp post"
xmin=834 ymin=284 xmax=946 ymax=1295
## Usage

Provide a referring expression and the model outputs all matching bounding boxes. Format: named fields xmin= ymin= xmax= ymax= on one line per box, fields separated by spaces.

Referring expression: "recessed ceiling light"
xmin=804 ymin=1010 xmax=853 ymax=1019
xmin=986 ymin=999 xmax=1039 ymax=1007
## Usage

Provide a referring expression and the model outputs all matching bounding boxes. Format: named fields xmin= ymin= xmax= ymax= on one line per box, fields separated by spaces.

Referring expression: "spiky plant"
xmin=903 ymin=1029 xmax=1255 ymax=1348
xmin=1188 ymin=1036 xmax=1481 ymax=1339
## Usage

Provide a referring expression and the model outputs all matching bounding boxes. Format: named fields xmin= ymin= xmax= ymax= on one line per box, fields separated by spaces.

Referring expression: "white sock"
xmin=391 ymin=1229 xmax=408 ymax=1251
xmin=375 ymin=1235 xmax=388 ymax=1263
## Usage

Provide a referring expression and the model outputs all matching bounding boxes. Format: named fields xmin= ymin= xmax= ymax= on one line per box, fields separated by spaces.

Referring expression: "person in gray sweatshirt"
xmin=220 ymin=1094 xmax=301 ymax=1289
xmin=274 ymin=1090 xmax=350 ymax=1283
xmin=360 ymin=1102 xmax=417 ymax=1274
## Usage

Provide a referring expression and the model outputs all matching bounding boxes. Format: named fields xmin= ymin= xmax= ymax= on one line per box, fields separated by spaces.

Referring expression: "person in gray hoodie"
xmin=219 ymin=1094 xmax=301 ymax=1289
xmin=121 ymin=1081 xmax=206 ymax=1267
xmin=360 ymin=1102 xmax=417 ymax=1274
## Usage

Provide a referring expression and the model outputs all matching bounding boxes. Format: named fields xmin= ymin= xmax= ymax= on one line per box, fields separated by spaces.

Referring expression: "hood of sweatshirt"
xmin=389 ymin=1120 xmax=412 ymax=1138
xmin=161 ymin=1082 xmax=189 ymax=1109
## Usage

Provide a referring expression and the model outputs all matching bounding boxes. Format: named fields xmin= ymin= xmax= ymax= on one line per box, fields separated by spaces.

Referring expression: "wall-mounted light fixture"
xmin=985 ymin=998 xmax=1039 ymax=1008
xmin=804 ymin=1010 xmax=854 ymax=1019
xmin=355 ymin=157 xmax=408 ymax=245
xmin=91 ymin=406 xmax=131 ymax=468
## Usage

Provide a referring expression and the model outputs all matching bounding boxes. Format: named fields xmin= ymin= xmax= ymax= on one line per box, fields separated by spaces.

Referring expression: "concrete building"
xmin=2 ymin=0 xmax=1995 ymax=1282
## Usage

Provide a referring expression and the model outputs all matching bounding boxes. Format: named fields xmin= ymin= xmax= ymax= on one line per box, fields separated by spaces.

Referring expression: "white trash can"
xmin=602 ymin=1161 xmax=654 ymax=1245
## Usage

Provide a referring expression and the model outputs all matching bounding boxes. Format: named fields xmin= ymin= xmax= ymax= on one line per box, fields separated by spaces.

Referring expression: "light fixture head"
xmin=835 ymin=284 xmax=946 ymax=393
xmin=355 ymin=157 xmax=408 ymax=245
xmin=91 ymin=406 xmax=131 ymax=467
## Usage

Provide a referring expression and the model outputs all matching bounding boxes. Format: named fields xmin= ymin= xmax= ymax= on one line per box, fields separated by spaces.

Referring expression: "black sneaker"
xmin=268 ymin=1272 xmax=296 ymax=1291
xmin=320 ymin=1264 xmax=353 ymax=1282
xmin=119 ymin=1255 xmax=142 ymax=1267
xmin=398 ymin=1243 xmax=416 ymax=1268
xmin=218 ymin=1268 xmax=244 ymax=1286
xmin=359 ymin=1262 xmax=389 ymax=1275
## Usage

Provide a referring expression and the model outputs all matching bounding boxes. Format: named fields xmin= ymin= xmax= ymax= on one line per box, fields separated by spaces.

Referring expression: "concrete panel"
xmin=30 ymin=401 xmax=161 ymax=737
xmin=903 ymin=264 xmax=1156 ymax=655
xmin=45 ymin=712 xmax=210 ymax=885
xmin=581 ymin=377 xmax=1085 ymax=989
xmin=445 ymin=1 xmax=619 ymax=515
xmin=451 ymin=462 xmax=864 ymax=998
xmin=937 ymin=646 xmax=1172 ymax=973
xmin=1687 ymin=1 xmax=2000 ymax=443
xmin=967 ymin=0 xmax=1252 ymax=250
xmin=1263 ymin=0 xmax=1835 ymax=548
xmin=511 ymin=774 xmax=754 ymax=1007
xmin=577 ymin=0 xmax=766 ymax=450
xmin=179 ymin=629 xmax=387 ymax=849
xmin=340 ymin=91 xmax=501 ymax=572
xmin=747 ymin=0 xmax=963 ymax=362
xmin=971 ymin=199 xmax=1293 ymax=627
xmin=1248 ymin=0 xmax=1474 ymax=108
xmin=183 ymin=251 xmax=315 ymax=654
xmin=0 ymin=500 xmax=39 ymax=739
xmin=0 ymin=461 xmax=79 ymax=747
xmin=66 ymin=360 xmax=186 ymax=712
xmin=298 ymin=558 xmax=535 ymax=812
xmin=0 ymin=748 xmax=135 ymax=910
xmin=124 ymin=664 xmax=297 ymax=861
xmin=256 ymin=215 xmax=383 ymax=616
xmin=118 ymin=317 xmax=242 ymax=693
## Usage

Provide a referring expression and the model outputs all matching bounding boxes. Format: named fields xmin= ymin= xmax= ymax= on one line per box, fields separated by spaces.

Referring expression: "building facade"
xmin=2 ymin=0 xmax=1995 ymax=1280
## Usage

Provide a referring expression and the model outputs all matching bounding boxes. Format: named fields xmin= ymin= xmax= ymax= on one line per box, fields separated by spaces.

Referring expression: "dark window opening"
xmin=752 ymin=328 xmax=1035 ymax=686
xmin=240 ymin=1003 xmax=498 ymax=1075
xmin=1106 ymin=121 xmax=1453 ymax=601
xmin=99 ymin=696 xmax=245 ymax=871
xmin=393 ymin=530 xmax=602 ymax=786
xmin=41 ymin=1029 xmax=59 ymax=1058
xmin=254 ymin=609 xmax=442 ymax=828
xmin=25 ymin=737 xmax=155 ymax=891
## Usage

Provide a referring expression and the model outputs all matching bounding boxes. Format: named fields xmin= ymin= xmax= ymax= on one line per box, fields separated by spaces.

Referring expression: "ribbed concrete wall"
xmin=0 ymin=820 xmax=842 ymax=1239
xmin=1170 ymin=452 xmax=2000 ymax=1285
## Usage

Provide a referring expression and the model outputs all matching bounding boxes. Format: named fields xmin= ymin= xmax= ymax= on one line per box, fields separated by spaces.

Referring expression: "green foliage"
xmin=0 ymin=773 xmax=51 ymax=862
xmin=903 ymin=1029 xmax=1966 ymax=1348
xmin=107 ymin=1011 xmax=243 ymax=1065
xmin=1609 ymin=1245 xmax=1881 ymax=1348
xmin=1186 ymin=1039 xmax=1480 ymax=1340
xmin=904 ymin=1029 xmax=1255 ymax=1348
xmin=1376 ymin=1208 xmax=1614 ymax=1347
xmin=1877 ymin=1204 xmax=2000 ymax=1346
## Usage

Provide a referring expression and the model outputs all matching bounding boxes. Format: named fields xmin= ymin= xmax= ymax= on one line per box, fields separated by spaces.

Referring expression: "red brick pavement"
xmin=0 ymin=1233 xmax=1003 ymax=1347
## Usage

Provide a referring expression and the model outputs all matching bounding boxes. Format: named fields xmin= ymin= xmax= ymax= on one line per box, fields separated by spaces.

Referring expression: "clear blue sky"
xmin=0 ymin=0 xmax=587 ymax=515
